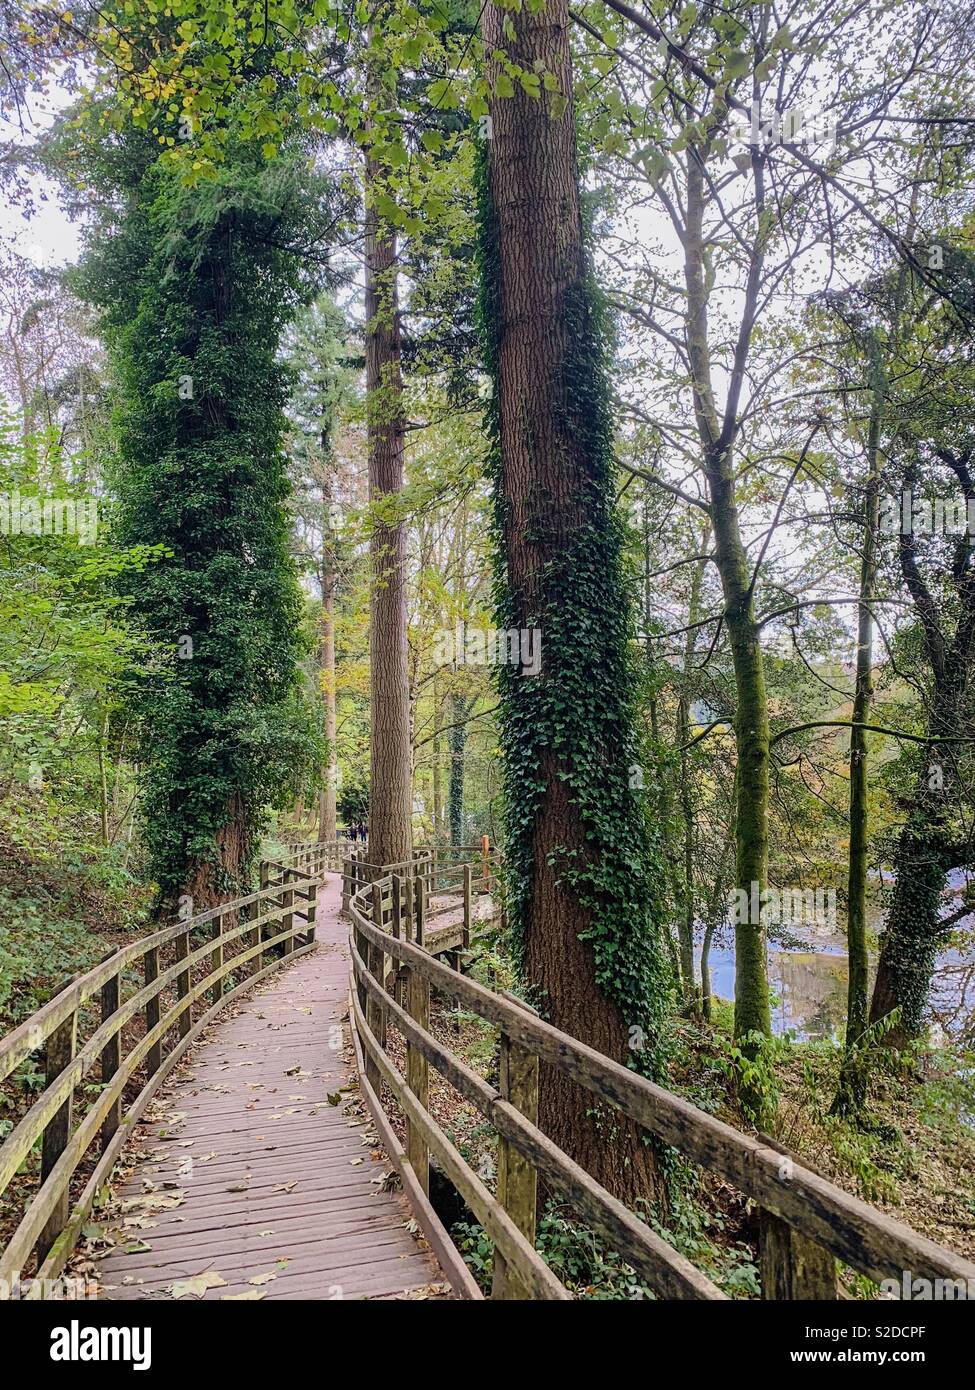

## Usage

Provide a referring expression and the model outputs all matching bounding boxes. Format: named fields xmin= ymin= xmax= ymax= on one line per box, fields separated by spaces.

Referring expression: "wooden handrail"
xmin=347 ymin=873 xmax=975 ymax=1300
xmin=0 ymin=861 xmax=321 ymax=1294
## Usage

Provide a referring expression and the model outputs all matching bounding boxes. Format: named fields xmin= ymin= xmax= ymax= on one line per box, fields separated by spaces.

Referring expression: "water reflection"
xmin=699 ymin=897 xmax=974 ymax=1044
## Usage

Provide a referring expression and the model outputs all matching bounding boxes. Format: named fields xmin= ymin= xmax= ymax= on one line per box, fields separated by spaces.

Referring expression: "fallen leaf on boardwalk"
xmin=119 ymin=1240 xmax=152 ymax=1255
xmin=170 ymin=1270 xmax=227 ymax=1299
xmin=248 ymin=1270 xmax=277 ymax=1285
xmin=221 ymin=1290 xmax=266 ymax=1301
xmin=349 ymin=1158 xmax=364 ymax=1166
xmin=258 ymin=1230 xmax=275 ymax=1238
xmin=199 ymin=1151 xmax=217 ymax=1163
xmin=400 ymin=1282 xmax=450 ymax=1300
xmin=226 ymin=1181 xmax=250 ymax=1193
xmin=271 ymin=1181 xmax=297 ymax=1193
xmin=327 ymin=1092 xmax=342 ymax=1106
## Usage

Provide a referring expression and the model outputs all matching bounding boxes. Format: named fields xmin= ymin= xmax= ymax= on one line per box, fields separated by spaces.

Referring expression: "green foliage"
xmin=72 ymin=134 xmax=332 ymax=905
xmin=453 ymin=1195 xmax=759 ymax=1299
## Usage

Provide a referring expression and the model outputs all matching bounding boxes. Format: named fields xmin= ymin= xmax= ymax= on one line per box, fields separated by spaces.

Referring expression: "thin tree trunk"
xmin=98 ymin=710 xmax=110 ymax=848
xmin=449 ymin=692 xmax=467 ymax=847
xmin=834 ymin=335 xmax=884 ymax=1113
xmin=683 ymin=156 xmax=771 ymax=1060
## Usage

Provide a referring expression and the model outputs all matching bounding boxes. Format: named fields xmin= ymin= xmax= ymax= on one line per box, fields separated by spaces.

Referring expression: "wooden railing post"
xmin=144 ymin=946 xmax=161 ymax=1074
xmin=759 ymin=1208 xmax=838 ymax=1299
xmin=341 ymin=856 xmax=352 ymax=914
xmin=38 ymin=1006 xmax=77 ymax=1263
xmin=99 ymin=956 xmax=122 ymax=1151
xmin=492 ymin=1028 xmax=539 ymax=1300
xmin=462 ymin=863 xmax=472 ymax=961
xmin=210 ymin=913 xmax=225 ymax=1006
xmin=174 ymin=925 xmax=191 ymax=1037
xmin=404 ymin=872 xmax=429 ymax=1195
xmin=260 ymin=861 xmax=271 ymax=966
xmin=757 ymin=1136 xmax=838 ymax=1299
xmin=390 ymin=875 xmax=403 ymax=1000
xmin=481 ymin=833 xmax=490 ymax=894
xmin=306 ymin=878 xmax=318 ymax=945
xmin=366 ymin=885 xmax=386 ymax=1090
xmin=281 ymin=882 xmax=294 ymax=957
xmin=242 ymin=898 xmax=259 ymax=976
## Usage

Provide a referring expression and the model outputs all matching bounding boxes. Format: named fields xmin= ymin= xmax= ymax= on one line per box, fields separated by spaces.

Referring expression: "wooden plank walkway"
xmin=95 ymin=874 xmax=446 ymax=1301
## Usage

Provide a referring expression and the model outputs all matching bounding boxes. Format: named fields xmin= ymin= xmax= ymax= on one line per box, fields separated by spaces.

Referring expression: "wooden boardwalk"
xmin=96 ymin=874 xmax=445 ymax=1301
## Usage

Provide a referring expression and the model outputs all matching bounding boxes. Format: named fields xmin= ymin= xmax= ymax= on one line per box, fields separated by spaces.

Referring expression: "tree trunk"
xmin=834 ymin=336 xmax=884 ymax=1112
xmin=449 ymin=692 xmax=467 ymax=847
xmin=319 ymin=466 xmax=338 ymax=843
xmin=364 ymin=105 xmax=413 ymax=870
xmin=682 ymin=155 xmax=771 ymax=1068
xmin=481 ymin=0 xmax=666 ymax=1206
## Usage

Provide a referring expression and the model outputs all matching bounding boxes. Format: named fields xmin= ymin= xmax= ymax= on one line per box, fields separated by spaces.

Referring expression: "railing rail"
xmin=347 ymin=872 xmax=975 ymax=1302
xmin=0 ymin=860 xmax=321 ymax=1296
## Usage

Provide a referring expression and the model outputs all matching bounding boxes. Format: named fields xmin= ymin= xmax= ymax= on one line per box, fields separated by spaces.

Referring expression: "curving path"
xmin=95 ymin=874 xmax=446 ymax=1301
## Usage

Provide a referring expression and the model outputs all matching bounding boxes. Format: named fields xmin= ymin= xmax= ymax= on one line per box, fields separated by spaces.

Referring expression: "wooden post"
xmin=366 ymin=885 xmax=386 ymax=1089
xmin=405 ymin=913 xmax=429 ymax=1197
xmin=260 ymin=860 xmax=271 ymax=965
xmin=210 ymin=913 xmax=224 ymax=1006
xmin=462 ymin=863 xmax=472 ymax=959
xmin=38 ymin=1008 xmax=77 ymax=1263
xmin=144 ymin=946 xmax=161 ymax=1074
xmin=174 ymin=927 xmax=191 ymax=1037
xmin=342 ymin=856 xmax=352 ymax=914
xmin=306 ymin=879 xmax=318 ymax=945
xmin=99 ymin=956 xmax=121 ymax=1151
xmin=492 ymin=1029 xmax=539 ymax=1299
xmin=389 ymin=875 xmax=403 ymax=999
xmin=414 ymin=864 xmax=426 ymax=947
xmin=759 ymin=1210 xmax=838 ymax=1299
xmin=481 ymin=833 xmax=490 ymax=893
xmin=281 ymin=882 xmax=294 ymax=957
xmin=404 ymin=873 xmax=414 ymax=944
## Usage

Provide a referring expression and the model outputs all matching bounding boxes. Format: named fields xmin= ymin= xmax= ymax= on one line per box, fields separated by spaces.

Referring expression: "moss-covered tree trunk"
xmin=479 ymin=0 xmax=669 ymax=1205
xmin=682 ymin=155 xmax=772 ymax=1060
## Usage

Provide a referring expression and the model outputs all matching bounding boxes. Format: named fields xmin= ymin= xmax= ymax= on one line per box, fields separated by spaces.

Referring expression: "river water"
xmin=698 ymin=873 xmax=973 ymax=1045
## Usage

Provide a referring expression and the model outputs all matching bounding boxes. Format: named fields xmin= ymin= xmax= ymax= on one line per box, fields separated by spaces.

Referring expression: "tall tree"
xmin=74 ymin=125 xmax=328 ymax=914
xmin=364 ymin=49 xmax=413 ymax=868
xmin=477 ymin=0 xmax=669 ymax=1205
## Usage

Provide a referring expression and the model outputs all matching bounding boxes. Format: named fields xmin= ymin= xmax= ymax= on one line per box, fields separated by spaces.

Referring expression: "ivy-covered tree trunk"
xmin=478 ymin=0 xmax=669 ymax=1205
xmin=80 ymin=152 xmax=314 ymax=918
xmin=364 ymin=135 xmax=413 ymax=869
xmin=869 ymin=451 xmax=975 ymax=1042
